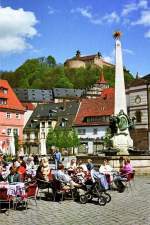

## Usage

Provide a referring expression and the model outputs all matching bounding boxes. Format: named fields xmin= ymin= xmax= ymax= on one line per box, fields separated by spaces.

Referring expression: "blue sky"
xmin=0 ymin=0 xmax=150 ymax=76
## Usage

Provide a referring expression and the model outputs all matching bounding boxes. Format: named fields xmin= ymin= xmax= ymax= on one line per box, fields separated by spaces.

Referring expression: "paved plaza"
xmin=1 ymin=176 xmax=150 ymax=225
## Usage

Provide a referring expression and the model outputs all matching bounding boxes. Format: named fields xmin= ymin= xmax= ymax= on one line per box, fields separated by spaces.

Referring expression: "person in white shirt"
xmin=99 ymin=159 xmax=114 ymax=183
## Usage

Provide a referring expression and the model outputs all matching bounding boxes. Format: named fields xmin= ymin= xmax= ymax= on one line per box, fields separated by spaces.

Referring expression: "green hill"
xmin=0 ymin=56 xmax=134 ymax=89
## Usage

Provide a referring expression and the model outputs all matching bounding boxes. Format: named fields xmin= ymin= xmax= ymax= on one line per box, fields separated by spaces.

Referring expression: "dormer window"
xmin=0 ymin=87 xmax=8 ymax=94
xmin=0 ymin=98 xmax=7 ymax=105
xmin=60 ymin=118 xmax=68 ymax=127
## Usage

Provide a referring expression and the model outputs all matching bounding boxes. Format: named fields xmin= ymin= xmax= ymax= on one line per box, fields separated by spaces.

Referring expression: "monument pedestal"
xmin=111 ymin=133 xmax=133 ymax=155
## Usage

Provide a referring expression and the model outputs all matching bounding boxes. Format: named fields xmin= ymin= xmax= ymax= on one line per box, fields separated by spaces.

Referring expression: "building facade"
xmin=0 ymin=80 xmax=25 ymax=154
xmin=126 ymin=78 xmax=150 ymax=151
xmin=64 ymin=51 xmax=113 ymax=69
xmin=74 ymin=88 xmax=114 ymax=154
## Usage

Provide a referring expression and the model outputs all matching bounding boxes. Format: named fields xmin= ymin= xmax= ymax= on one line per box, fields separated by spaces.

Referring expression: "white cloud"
xmin=0 ymin=7 xmax=38 ymax=54
xmin=71 ymin=7 xmax=119 ymax=25
xmin=102 ymin=11 xmax=120 ymax=23
xmin=103 ymin=48 xmax=134 ymax=64
xmin=138 ymin=0 xmax=148 ymax=8
xmin=48 ymin=6 xmax=55 ymax=15
xmin=122 ymin=3 xmax=137 ymax=16
xmin=103 ymin=55 xmax=113 ymax=63
xmin=123 ymin=48 xmax=134 ymax=55
xmin=71 ymin=7 xmax=92 ymax=19
xmin=103 ymin=49 xmax=115 ymax=64
xmin=48 ymin=6 xmax=59 ymax=15
xmin=122 ymin=0 xmax=148 ymax=16
xmin=144 ymin=29 xmax=150 ymax=37
xmin=132 ymin=10 xmax=150 ymax=26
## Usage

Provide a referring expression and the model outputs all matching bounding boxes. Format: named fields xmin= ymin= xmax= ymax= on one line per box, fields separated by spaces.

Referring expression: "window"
xmin=6 ymin=112 xmax=11 ymax=119
xmin=84 ymin=116 xmax=109 ymax=123
xmin=7 ymin=128 xmax=12 ymax=135
xmin=41 ymin=132 xmax=45 ymax=139
xmin=16 ymin=113 xmax=20 ymax=119
xmin=0 ymin=87 xmax=8 ymax=94
xmin=41 ymin=122 xmax=45 ymax=128
xmin=60 ymin=118 xmax=68 ymax=127
xmin=48 ymin=121 xmax=51 ymax=127
xmin=93 ymin=128 xmax=98 ymax=135
xmin=135 ymin=110 xmax=142 ymax=123
xmin=13 ymin=128 xmax=18 ymax=135
xmin=77 ymin=129 xmax=86 ymax=135
xmin=0 ymin=98 xmax=7 ymax=105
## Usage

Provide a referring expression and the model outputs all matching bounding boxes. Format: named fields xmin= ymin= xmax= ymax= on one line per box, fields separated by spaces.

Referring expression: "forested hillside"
xmin=0 ymin=56 xmax=134 ymax=89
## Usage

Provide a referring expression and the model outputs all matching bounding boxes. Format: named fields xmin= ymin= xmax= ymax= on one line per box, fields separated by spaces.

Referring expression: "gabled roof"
xmin=25 ymin=101 xmax=80 ymax=130
xmin=74 ymin=88 xmax=114 ymax=126
xmin=0 ymin=80 xmax=25 ymax=111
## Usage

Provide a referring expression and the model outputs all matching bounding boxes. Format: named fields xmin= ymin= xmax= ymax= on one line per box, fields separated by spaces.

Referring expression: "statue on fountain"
xmin=109 ymin=110 xmax=135 ymax=155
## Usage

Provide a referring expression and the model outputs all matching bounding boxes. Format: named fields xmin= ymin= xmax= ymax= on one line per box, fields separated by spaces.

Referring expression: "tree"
xmin=46 ymin=127 xmax=80 ymax=154
xmin=14 ymin=133 xmax=19 ymax=153
xmin=47 ymin=55 xmax=56 ymax=67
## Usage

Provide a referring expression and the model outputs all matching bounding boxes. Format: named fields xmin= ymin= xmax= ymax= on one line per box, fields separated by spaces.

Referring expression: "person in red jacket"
xmin=17 ymin=161 xmax=26 ymax=182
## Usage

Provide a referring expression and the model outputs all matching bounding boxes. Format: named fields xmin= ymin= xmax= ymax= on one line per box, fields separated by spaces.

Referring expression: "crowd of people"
xmin=0 ymin=150 xmax=134 ymax=196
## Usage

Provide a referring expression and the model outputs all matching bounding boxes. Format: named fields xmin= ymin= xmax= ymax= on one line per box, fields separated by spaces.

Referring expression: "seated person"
xmin=76 ymin=160 xmax=88 ymax=172
xmin=91 ymin=165 xmax=109 ymax=190
xmin=75 ymin=167 xmax=85 ymax=184
xmin=99 ymin=158 xmax=114 ymax=183
xmin=86 ymin=159 xmax=94 ymax=172
xmin=68 ymin=159 xmax=77 ymax=170
xmin=7 ymin=166 xmax=21 ymax=183
xmin=54 ymin=164 xmax=81 ymax=189
xmin=41 ymin=157 xmax=50 ymax=182
xmin=17 ymin=161 xmax=26 ymax=181
xmin=120 ymin=157 xmax=133 ymax=175
xmin=0 ymin=165 xmax=5 ymax=181
xmin=26 ymin=156 xmax=35 ymax=170
xmin=36 ymin=164 xmax=51 ymax=189
xmin=36 ymin=165 xmax=44 ymax=180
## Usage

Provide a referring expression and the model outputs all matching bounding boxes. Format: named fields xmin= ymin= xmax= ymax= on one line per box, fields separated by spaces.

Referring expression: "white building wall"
xmin=23 ymin=110 xmax=34 ymax=127
xmin=76 ymin=126 xmax=108 ymax=139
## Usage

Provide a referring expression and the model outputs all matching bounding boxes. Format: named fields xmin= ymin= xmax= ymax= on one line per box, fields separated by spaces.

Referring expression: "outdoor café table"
xmin=0 ymin=181 xmax=25 ymax=197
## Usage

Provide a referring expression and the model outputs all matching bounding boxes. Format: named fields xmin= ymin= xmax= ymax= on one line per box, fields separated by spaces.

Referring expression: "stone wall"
xmin=76 ymin=155 xmax=150 ymax=175
xmin=130 ymin=129 xmax=148 ymax=150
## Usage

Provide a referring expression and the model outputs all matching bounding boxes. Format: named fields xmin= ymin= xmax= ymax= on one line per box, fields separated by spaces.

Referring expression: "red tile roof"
xmin=22 ymin=102 xmax=35 ymax=110
xmin=74 ymin=88 xmax=114 ymax=126
xmin=0 ymin=80 xmax=25 ymax=111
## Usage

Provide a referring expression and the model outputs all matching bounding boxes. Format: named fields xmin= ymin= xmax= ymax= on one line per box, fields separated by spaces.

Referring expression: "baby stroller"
xmin=75 ymin=177 xmax=111 ymax=206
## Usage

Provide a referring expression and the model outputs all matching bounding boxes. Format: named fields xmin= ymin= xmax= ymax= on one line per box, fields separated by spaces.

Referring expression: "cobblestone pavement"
xmin=1 ymin=176 xmax=150 ymax=225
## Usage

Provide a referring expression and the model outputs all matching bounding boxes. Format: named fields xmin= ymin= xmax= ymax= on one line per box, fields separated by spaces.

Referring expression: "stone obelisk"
xmin=112 ymin=31 xmax=133 ymax=155
xmin=114 ymin=32 xmax=127 ymax=115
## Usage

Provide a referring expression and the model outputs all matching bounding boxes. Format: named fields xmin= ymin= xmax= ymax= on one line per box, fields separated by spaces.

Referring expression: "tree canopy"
xmin=46 ymin=127 xmax=80 ymax=150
